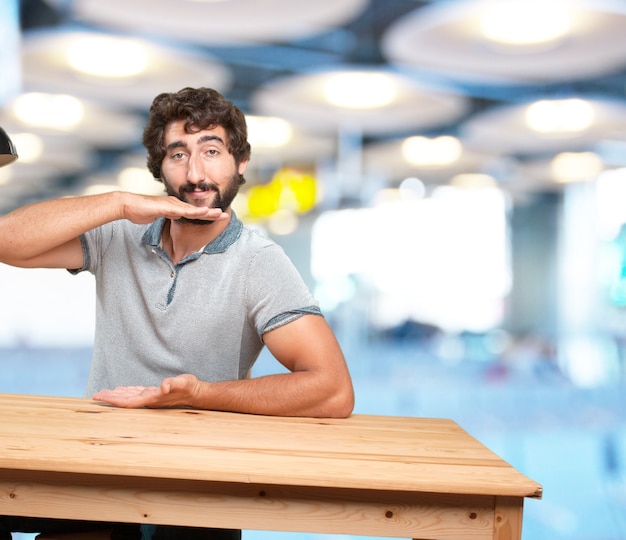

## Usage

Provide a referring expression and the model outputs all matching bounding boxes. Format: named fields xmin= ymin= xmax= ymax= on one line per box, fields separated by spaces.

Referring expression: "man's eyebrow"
xmin=165 ymin=135 xmax=226 ymax=152
xmin=166 ymin=140 xmax=188 ymax=152
xmin=198 ymin=134 xmax=225 ymax=146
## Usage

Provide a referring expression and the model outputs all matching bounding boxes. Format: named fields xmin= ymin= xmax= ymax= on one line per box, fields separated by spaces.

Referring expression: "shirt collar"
xmin=141 ymin=211 xmax=243 ymax=254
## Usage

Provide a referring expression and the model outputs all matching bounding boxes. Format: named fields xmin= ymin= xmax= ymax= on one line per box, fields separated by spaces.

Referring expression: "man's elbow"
xmin=326 ymin=383 xmax=355 ymax=418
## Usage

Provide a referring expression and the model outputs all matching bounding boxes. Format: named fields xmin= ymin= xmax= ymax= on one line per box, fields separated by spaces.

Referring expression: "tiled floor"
xmin=2 ymin=339 xmax=625 ymax=540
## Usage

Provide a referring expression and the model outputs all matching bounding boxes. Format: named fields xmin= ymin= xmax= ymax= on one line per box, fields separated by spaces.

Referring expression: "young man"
xmin=0 ymin=87 xmax=354 ymax=539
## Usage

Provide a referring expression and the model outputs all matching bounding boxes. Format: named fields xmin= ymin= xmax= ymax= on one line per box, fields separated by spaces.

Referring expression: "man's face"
xmin=160 ymin=120 xmax=248 ymax=224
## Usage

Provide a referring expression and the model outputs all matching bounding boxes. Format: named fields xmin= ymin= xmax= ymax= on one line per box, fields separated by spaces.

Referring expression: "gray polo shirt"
xmin=73 ymin=213 xmax=320 ymax=396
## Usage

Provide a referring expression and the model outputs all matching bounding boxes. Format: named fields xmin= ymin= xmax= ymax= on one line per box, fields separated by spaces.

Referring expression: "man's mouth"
xmin=181 ymin=183 xmax=217 ymax=202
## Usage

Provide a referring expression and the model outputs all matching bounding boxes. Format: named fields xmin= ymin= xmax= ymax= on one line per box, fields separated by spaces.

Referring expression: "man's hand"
xmin=121 ymin=193 xmax=229 ymax=225
xmin=93 ymin=374 xmax=201 ymax=408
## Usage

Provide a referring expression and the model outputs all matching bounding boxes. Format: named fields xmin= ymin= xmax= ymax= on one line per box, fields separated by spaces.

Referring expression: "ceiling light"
xmin=117 ymin=167 xmax=164 ymax=195
xmin=67 ymin=35 xmax=148 ymax=78
xmin=401 ymin=136 xmax=462 ymax=166
xmin=246 ymin=116 xmax=293 ymax=148
xmin=14 ymin=93 xmax=84 ymax=129
xmin=373 ymin=188 xmax=403 ymax=206
xmin=399 ymin=177 xmax=426 ymax=199
xmin=480 ymin=1 xmax=571 ymax=45
xmin=526 ymin=98 xmax=594 ymax=134
xmin=0 ymin=168 xmax=12 ymax=185
xmin=268 ymin=209 xmax=299 ymax=236
xmin=551 ymin=152 xmax=603 ymax=183
xmin=10 ymin=133 xmax=42 ymax=163
xmin=451 ymin=173 xmax=496 ymax=189
xmin=324 ymin=72 xmax=396 ymax=109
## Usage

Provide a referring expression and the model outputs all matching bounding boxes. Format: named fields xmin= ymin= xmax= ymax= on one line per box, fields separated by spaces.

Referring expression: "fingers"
xmin=93 ymin=385 xmax=157 ymax=407
xmin=93 ymin=375 xmax=199 ymax=409
xmin=122 ymin=194 xmax=229 ymax=224
xmin=164 ymin=202 xmax=227 ymax=221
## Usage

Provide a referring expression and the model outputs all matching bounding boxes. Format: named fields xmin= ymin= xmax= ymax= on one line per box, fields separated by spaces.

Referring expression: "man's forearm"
xmin=0 ymin=192 xmax=126 ymax=267
xmin=193 ymin=372 xmax=354 ymax=418
xmin=93 ymin=371 xmax=355 ymax=419
xmin=0 ymin=192 xmax=226 ymax=268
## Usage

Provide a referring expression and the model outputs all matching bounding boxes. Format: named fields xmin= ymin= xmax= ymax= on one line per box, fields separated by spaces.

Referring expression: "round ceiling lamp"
xmin=401 ymin=136 xmax=463 ymax=167
xmin=323 ymin=72 xmax=397 ymax=109
xmin=21 ymin=30 xmax=232 ymax=109
xmin=13 ymin=93 xmax=84 ymax=130
xmin=70 ymin=0 xmax=368 ymax=45
xmin=8 ymin=133 xmax=42 ymax=164
xmin=2 ymin=95 xmax=144 ymax=148
xmin=251 ymin=68 xmax=468 ymax=135
xmin=550 ymin=151 xmax=604 ymax=183
xmin=479 ymin=1 xmax=571 ymax=46
xmin=460 ymin=98 xmax=626 ymax=155
xmin=525 ymin=99 xmax=595 ymax=134
xmin=362 ymin=136 xmax=496 ymax=186
xmin=381 ymin=0 xmax=626 ymax=83
xmin=245 ymin=116 xmax=293 ymax=149
xmin=65 ymin=35 xmax=148 ymax=78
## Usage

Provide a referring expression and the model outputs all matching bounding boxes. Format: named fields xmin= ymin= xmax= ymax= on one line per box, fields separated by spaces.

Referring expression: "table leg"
xmin=493 ymin=496 xmax=523 ymax=540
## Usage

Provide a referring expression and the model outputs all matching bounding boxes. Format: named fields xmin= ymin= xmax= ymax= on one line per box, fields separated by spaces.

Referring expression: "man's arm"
xmin=93 ymin=314 xmax=355 ymax=418
xmin=0 ymin=191 xmax=227 ymax=269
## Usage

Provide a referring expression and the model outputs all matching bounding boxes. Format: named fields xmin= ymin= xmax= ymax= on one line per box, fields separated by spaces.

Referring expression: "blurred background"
xmin=1 ymin=0 xmax=626 ymax=538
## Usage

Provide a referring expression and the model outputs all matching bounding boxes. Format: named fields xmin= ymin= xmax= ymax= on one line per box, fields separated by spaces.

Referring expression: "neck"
xmin=163 ymin=212 xmax=230 ymax=264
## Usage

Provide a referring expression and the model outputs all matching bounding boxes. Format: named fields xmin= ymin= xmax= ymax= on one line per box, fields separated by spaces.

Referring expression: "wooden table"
xmin=0 ymin=393 xmax=541 ymax=540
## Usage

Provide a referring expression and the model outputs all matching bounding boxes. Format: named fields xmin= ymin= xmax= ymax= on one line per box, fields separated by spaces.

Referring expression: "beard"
xmin=162 ymin=173 xmax=241 ymax=225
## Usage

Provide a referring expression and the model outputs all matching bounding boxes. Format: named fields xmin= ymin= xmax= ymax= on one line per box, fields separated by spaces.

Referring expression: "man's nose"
xmin=187 ymin=153 xmax=204 ymax=183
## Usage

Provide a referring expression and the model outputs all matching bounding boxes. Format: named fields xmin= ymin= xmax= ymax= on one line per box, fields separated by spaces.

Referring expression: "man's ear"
xmin=238 ymin=159 xmax=249 ymax=175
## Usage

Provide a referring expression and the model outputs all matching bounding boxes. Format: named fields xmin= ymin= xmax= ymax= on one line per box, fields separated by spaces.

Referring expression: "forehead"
xmin=164 ymin=120 xmax=229 ymax=147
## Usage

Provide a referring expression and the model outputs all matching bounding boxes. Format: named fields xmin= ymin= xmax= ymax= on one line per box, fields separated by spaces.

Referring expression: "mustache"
xmin=180 ymin=182 xmax=218 ymax=193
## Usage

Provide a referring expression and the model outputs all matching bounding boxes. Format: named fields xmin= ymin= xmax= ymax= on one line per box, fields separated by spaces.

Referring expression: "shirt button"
xmin=170 ymin=271 xmax=175 ymax=278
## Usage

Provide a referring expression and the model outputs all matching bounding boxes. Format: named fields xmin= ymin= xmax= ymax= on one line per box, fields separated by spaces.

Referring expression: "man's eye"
xmin=172 ymin=152 xmax=185 ymax=159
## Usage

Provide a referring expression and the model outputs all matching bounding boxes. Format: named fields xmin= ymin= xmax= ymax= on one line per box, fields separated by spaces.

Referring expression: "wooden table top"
xmin=0 ymin=393 xmax=542 ymax=499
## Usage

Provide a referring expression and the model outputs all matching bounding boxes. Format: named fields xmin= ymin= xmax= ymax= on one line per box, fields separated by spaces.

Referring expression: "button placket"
xmin=152 ymin=246 xmax=177 ymax=309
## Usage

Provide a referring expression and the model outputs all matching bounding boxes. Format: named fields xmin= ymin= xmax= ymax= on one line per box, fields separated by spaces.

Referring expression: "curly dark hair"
xmin=142 ymin=87 xmax=251 ymax=184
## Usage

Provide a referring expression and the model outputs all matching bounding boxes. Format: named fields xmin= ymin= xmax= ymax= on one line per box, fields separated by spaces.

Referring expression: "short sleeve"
xmin=244 ymin=243 xmax=319 ymax=337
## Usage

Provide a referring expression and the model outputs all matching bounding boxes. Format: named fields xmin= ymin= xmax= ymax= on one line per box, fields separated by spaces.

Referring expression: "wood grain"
xmin=0 ymin=393 xmax=541 ymax=539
